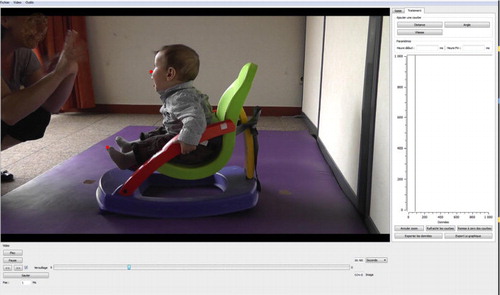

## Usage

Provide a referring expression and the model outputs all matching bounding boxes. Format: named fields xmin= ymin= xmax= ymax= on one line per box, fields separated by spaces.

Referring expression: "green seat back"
xmin=157 ymin=62 xmax=258 ymax=180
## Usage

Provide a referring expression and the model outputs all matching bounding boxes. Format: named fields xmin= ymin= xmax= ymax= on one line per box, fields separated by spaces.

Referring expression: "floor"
xmin=1 ymin=113 xmax=309 ymax=195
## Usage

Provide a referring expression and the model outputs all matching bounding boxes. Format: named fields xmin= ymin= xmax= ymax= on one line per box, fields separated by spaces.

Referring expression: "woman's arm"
xmin=25 ymin=67 xmax=78 ymax=114
xmin=1 ymin=70 xmax=69 ymax=125
xmin=1 ymin=30 xmax=82 ymax=124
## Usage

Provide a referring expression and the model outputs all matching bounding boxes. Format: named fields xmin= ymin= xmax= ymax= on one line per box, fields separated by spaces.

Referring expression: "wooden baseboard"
xmin=77 ymin=104 xmax=301 ymax=117
xmin=88 ymin=104 xmax=160 ymax=114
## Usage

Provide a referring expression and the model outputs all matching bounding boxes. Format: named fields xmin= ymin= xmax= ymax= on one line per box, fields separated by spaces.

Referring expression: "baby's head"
xmin=152 ymin=44 xmax=199 ymax=92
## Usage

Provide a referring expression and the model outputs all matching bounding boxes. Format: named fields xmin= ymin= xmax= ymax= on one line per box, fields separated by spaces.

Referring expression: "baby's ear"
xmin=166 ymin=67 xmax=176 ymax=80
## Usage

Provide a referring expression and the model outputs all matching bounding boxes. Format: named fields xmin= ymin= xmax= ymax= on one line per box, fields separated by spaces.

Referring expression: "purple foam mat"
xmin=1 ymin=127 xmax=368 ymax=234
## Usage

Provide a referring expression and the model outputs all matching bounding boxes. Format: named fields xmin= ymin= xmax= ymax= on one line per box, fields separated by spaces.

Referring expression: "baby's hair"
xmin=156 ymin=44 xmax=200 ymax=82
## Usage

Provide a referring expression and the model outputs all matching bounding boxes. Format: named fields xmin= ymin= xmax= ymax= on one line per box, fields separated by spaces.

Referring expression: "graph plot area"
xmin=407 ymin=55 xmax=496 ymax=214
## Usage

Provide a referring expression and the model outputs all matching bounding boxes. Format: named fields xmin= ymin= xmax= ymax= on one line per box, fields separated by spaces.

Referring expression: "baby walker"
xmin=96 ymin=63 xmax=260 ymax=218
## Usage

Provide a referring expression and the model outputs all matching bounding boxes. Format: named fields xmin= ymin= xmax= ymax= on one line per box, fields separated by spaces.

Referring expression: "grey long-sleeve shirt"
xmin=158 ymin=81 xmax=214 ymax=146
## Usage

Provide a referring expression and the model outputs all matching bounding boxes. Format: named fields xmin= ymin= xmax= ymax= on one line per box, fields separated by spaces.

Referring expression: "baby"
xmin=108 ymin=44 xmax=221 ymax=169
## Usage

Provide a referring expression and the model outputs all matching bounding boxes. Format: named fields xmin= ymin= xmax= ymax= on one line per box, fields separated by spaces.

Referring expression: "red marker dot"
xmin=105 ymin=145 xmax=110 ymax=150
xmin=149 ymin=70 xmax=153 ymax=74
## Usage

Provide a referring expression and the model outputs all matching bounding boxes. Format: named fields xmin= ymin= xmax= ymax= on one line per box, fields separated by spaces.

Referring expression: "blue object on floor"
xmin=96 ymin=166 xmax=259 ymax=218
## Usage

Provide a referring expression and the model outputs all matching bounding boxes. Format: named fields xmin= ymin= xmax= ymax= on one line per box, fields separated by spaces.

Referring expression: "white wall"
xmin=370 ymin=16 xmax=390 ymax=233
xmin=318 ymin=16 xmax=369 ymax=195
xmin=85 ymin=16 xmax=305 ymax=107
xmin=302 ymin=16 xmax=324 ymax=127
xmin=302 ymin=16 xmax=390 ymax=233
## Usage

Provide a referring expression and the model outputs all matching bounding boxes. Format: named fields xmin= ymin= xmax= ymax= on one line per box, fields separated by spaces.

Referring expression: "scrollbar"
xmin=53 ymin=264 xmax=350 ymax=271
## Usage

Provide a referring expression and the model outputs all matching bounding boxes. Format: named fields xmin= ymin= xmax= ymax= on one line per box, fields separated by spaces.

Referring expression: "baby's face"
xmin=151 ymin=52 xmax=168 ymax=92
xmin=151 ymin=51 xmax=177 ymax=92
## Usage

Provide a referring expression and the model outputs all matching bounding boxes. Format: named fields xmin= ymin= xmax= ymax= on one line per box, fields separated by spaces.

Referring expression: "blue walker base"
xmin=96 ymin=166 xmax=259 ymax=218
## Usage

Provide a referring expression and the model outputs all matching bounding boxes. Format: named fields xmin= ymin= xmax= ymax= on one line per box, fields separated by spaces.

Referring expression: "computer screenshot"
xmin=0 ymin=1 xmax=498 ymax=294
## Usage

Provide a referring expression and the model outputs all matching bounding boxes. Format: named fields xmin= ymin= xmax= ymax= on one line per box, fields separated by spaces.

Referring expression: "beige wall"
xmin=319 ymin=16 xmax=369 ymax=196
xmin=370 ymin=16 xmax=390 ymax=233
xmin=302 ymin=16 xmax=324 ymax=127
xmin=86 ymin=16 xmax=306 ymax=107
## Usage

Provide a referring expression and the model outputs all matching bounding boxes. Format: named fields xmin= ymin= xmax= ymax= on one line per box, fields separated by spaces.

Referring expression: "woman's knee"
xmin=1 ymin=107 xmax=52 ymax=142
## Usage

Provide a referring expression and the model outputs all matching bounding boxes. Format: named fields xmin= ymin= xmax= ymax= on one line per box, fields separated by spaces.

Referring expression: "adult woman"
xmin=1 ymin=14 xmax=83 ymax=181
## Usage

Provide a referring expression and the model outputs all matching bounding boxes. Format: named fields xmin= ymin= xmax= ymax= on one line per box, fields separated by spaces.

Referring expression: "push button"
xmin=3 ymin=250 xmax=23 ymax=256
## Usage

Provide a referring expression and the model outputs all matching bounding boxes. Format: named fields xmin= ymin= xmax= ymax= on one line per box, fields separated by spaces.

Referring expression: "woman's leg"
xmin=1 ymin=135 xmax=22 ymax=150
xmin=41 ymin=74 xmax=77 ymax=113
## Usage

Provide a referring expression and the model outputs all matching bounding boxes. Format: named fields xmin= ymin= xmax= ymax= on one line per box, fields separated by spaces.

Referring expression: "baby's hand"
xmin=179 ymin=141 xmax=197 ymax=155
